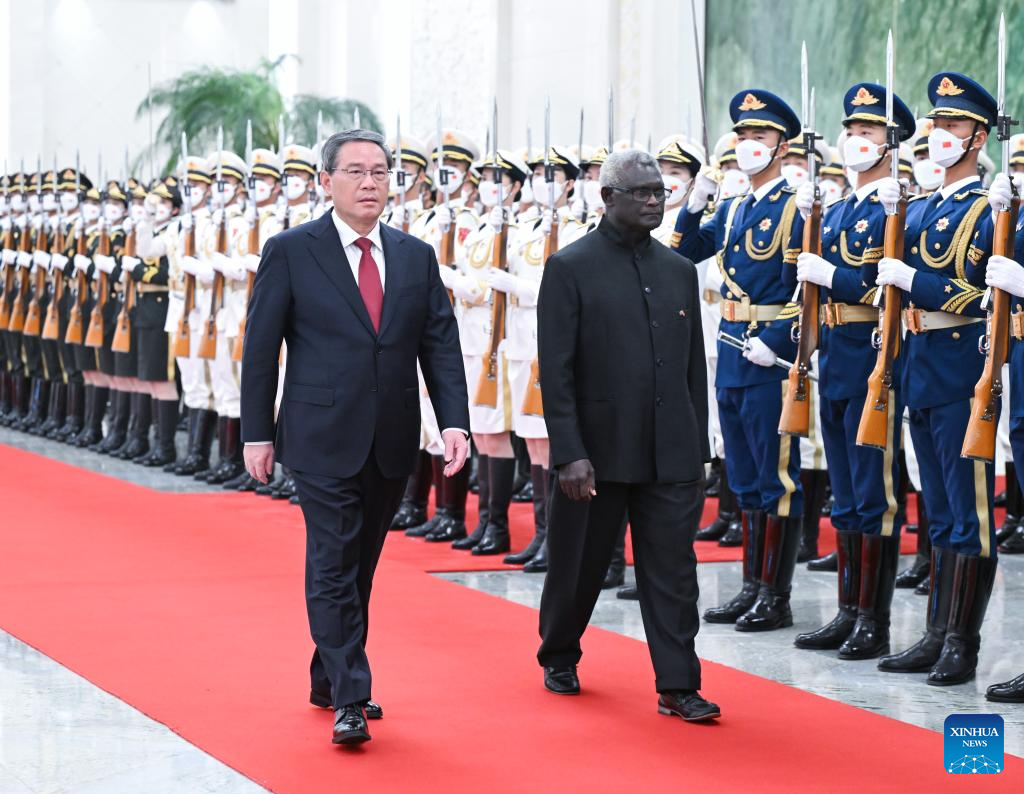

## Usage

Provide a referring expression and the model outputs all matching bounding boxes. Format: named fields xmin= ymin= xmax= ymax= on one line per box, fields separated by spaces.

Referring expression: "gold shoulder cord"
xmin=918 ymin=196 xmax=988 ymax=279
xmin=716 ymin=197 xmax=747 ymax=298
xmin=744 ymin=196 xmax=797 ymax=261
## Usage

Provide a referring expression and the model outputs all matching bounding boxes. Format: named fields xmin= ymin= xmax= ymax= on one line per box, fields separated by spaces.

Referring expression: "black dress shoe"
xmin=807 ymin=550 xmax=838 ymax=571
xmin=363 ymin=699 xmax=383 ymax=720
xmin=424 ymin=515 xmax=467 ymax=542
xmin=616 ymin=584 xmax=639 ymax=600
xmin=311 ymin=690 xmax=383 ymax=719
xmin=543 ymin=665 xmax=580 ymax=695
xmin=657 ymin=691 xmax=721 ymax=722
xmin=332 ymin=704 xmax=370 ymax=745
xmin=986 ymin=673 xmax=1024 ymax=703
xmin=717 ymin=519 xmax=743 ymax=547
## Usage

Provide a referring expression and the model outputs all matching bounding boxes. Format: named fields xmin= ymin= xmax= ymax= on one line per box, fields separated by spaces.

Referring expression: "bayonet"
xmin=578 ymin=107 xmax=587 ymax=216
xmin=493 ymin=97 xmax=504 ymax=211
xmin=278 ymin=114 xmax=285 ymax=152
xmin=396 ymin=113 xmax=406 ymax=203
xmin=689 ymin=0 xmax=711 ymax=165
xmin=527 ymin=126 xmax=533 ymax=162
xmin=147 ymin=63 xmax=155 ymax=182
xmin=354 ymin=106 xmax=361 ymax=129
xmin=180 ymin=132 xmax=193 ymax=216
xmin=629 ymin=115 xmax=636 ymax=149
xmin=215 ymin=125 xmax=224 ymax=205
xmin=437 ymin=104 xmax=450 ymax=212
xmin=544 ymin=96 xmax=554 ymax=208
xmin=607 ymin=85 xmax=614 ymax=152
xmin=245 ymin=118 xmax=255 ymax=207
xmin=886 ymin=29 xmax=898 ymax=185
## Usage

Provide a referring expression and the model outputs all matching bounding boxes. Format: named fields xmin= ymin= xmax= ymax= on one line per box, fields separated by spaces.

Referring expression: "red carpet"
xmin=1 ymin=444 xmax=1020 ymax=793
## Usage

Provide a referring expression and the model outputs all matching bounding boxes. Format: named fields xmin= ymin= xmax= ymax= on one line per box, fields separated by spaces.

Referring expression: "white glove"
xmin=122 ymin=217 xmax=133 ymax=236
xmin=877 ymin=177 xmax=902 ymax=215
xmin=179 ymin=254 xmax=201 ymax=276
xmin=569 ymin=196 xmax=587 ymax=223
xmin=540 ymin=209 xmax=554 ymax=235
xmin=275 ymin=202 xmax=287 ymax=225
xmin=244 ymin=202 xmax=257 ymax=225
xmin=451 ymin=273 xmax=481 ymax=303
xmin=49 ymin=253 xmax=68 ymax=272
xmin=17 ymin=251 xmax=33 ymax=269
xmin=985 ymin=254 xmax=1024 ymax=298
xmin=73 ymin=217 xmax=83 ymax=235
xmin=211 ymin=209 xmax=224 ymax=228
xmin=795 ymin=182 xmax=816 ymax=221
xmin=243 ymin=253 xmax=261 ymax=274
xmin=15 ymin=215 xmax=27 ymax=230
xmin=2 ymin=248 xmax=15 ymax=264
xmin=687 ymin=172 xmax=718 ymax=214
xmin=73 ymin=253 xmax=91 ymax=273
xmin=179 ymin=212 xmax=193 ymax=231
xmin=988 ymin=173 xmax=1015 ymax=222
xmin=222 ymin=258 xmax=247 ymax=282
xmin=93 ymin=253 xmax=116 ymax=274
xmin=210 ymin=251 xmax=232 ymax=274
xmin=438 ymin=263 xmax=457 ymax=289
xmin=0 ymin=216 xmax=10 ymax=231
xmin=435 ymin=205 xmax=453 ymax=233
xmin=796 ymin=252 xmax=836 ymax=288
xmin=743 ymin=336 xmax=778 ymax=368
xmin=876 ymin=256 xmax=916 ymax=292
xmin=485 ymin=268 xmax=521 ymax=296
xmin=391 ymin=204 xmax=409 ymax=228
xmin=33 ymin=250 xmax=51 ymax=269
xmin=31 ymin=214 xmax=43 ymax=230
xmin=487 ymin=206 xmax=506 ymax=233
xmin=120 ymin=255 xmax=141 ymax=274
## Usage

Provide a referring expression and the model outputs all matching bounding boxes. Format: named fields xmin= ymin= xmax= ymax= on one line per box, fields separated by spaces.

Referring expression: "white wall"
xmin=0 ymin=0 xmax=705 ymax=178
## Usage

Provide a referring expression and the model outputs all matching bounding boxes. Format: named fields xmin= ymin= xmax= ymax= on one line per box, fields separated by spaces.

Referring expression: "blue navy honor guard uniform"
xmin=673 ymin=89 xmax=805 ymax=632
xmin=794 ymin=84 xmax=916 ymax=660
xmin=877 ymin=72 xmax=998 ymax=686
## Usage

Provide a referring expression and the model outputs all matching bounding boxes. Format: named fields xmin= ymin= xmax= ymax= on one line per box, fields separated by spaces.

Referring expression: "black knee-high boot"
xmin=797 ymin=469 xmax=827 ymax=562
xmin=696 ymin=464 xmax=738 ymax=542
xmin=142 ymin=398 xmax=179 ymax=467
xmin=73 ymin=385 xmax=107 ymax=447
xmin=472 ymin=456 xmax=515 ymax=555
xmin=35 ymin=380 xmax=66 ymax=437
xmin=391 ymin=450 xmax=433 ymax=530
xmin=455 ymin=453 xmax=490 ymax=549
xmin=839 ymin=533 xmax=901 ymax=659
xmin=794 ymin=530 xmax=861 ymax=649
xmin=602 ymin=518 xmax=627 ymax=588
xmin=735 ymin=514 xmax=802 ymax=632
xmin=406 ymin=456 xmax=447 ymax=537
xmin=96 ymin=389 xmax=131 ymax=453
xmin=426 ymin=462 xmax=469 ymax=542
xmin=927 ymin=554 xmax=998 ymax=685
xmin=504 ymin=464 xmax=548 ymax=564
xmin=523 ymin=469 xmax=552 ymax=573
xmin=704 ymin=510 xmax=766 ymax=623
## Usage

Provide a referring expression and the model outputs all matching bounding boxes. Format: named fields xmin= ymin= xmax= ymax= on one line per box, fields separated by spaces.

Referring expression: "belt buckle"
xmin=822 ymin=303 xmax=840 ymax=328
xmin=904 ymin=308 xmax=922 ymax=335
xmin=722 ymin=300 xmax=736 ymax=322
xmin=1012 ymin=312 xmax=1024 ymax=340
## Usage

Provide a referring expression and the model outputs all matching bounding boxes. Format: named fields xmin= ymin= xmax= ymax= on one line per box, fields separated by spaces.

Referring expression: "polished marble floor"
xmin=441 ymin=556 xmax=1024 ymax=757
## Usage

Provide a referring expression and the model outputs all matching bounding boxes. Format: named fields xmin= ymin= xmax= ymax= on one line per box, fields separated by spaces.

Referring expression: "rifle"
xmin=42 ymin=155 xmax=64 ymax=340
xmin=198 ymin=127 xmax=226 ymax=360
xmin=475 ymin=99 xmax=507 ymax=407
xmin=779 ymin=47 xmax=820 ymax=436
xmin=7 ymin=172 xmax=34 ymax=333
xmin=963 ymin=13 xmax=1019 ymax=461
xmin=436 ymin=107 xmax=456 ymax=304
xmin=22 ymin=157 xmax=48 ymax=337
xmin=857 ymin=31 xmax=903 ymax=449
xmin=85 ymin=161 xmax=110 ymax=348
xmin=112 ymin=152 xmax=135 ymax=353
xmin=396 ymin=114 xmax=410 ymax=233
xmin=64 ymin=221 xmax=88 ymax=345
xmin=232 ymin=120 xmax=256 ymax=362
xmin=174 ymin=131 xmax=196 ymax=358
xmin=522 ymin=100 xmax=556 ymax=418
xmin=0 ymin=168 xmax=14 ymax=328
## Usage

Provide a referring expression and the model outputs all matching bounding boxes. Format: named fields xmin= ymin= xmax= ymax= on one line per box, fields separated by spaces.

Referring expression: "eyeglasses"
xmin=332 ymin=168 xmax=393 ymax=183
xmin=608 ymin=186 xmax=673 ymax=203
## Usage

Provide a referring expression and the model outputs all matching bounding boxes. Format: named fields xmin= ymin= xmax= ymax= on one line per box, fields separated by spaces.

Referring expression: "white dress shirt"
xmin=246 ymin=210 xmax=467 ymax=446
xmin=938 ymin=174 xmax=980 ymax=201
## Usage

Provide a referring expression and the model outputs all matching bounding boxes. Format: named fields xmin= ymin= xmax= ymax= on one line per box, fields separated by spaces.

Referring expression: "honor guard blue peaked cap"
xmin=729 ymin=90 xmax=802 ymax=141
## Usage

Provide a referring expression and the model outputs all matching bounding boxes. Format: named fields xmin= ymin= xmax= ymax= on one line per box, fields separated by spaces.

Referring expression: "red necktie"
xmin=354 ymin=237 xmax=383 ymax=332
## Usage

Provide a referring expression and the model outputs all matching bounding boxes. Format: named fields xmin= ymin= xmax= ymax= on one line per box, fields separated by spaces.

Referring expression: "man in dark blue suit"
xmin=241 ymin=129 xmax=470 ymax=745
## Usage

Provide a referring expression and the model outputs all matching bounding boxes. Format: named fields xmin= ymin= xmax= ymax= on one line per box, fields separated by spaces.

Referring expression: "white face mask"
xmin=41 ymin=194 xmax=57 ymax=212
xmin=478 ymin=180 xmax=501 ymax=207
xmin=82 ymin=203 xmax=101 ymax=222
xmin=519 ymin=181 xmax=534 ymax=205
xmin=433 ymin=165 xmax=463 ymax=196
xmin=389 ymin=170 xmax=414 ymax=194
xmin=154 ymin=204 xmax=172 ymax=223
xmin=253 ymin=180 xmax=274 ymax=203
xmin=104 ymin=204 xmax=125 ymax=223
xmin=189 ymin=185 xmax=206 ymax=206
xmin=928 ymin=127 xmax=970 ymax=168
xmin=719 ymin=168 xmax=751 ymax=199
xmin=130 ymin=203 xmax=147 ymax=221
xmin=28 ymin=195 xmax=39 ymax=212
xmin=781 ymin=164 xmax=809 ymax=187
xmin=532 ymin=175 xmax=564 ymax=207
xmin=818 ymin=179 xmax=844 ymax=206
xmin=843 ymin=135 xmax=885 ymax=173
xmin=285 ymin=176 xmax=307 ymax=201
xmin=662 ymin=175 xmax=690 ymax=207
xmin=913 ymin=158 xmax=945 ymax=191
xmin=583 ymin=180 xmax=604 ymax=210
xmin=735 ymin=139 xmax=774 ymax=175
xmin=10 ymin=194 xmax=25 ymax=212
xmin=59 ymin=193 xmax=78 ymax=212
xmin=214 ymin=182 xmax=236 ymax=205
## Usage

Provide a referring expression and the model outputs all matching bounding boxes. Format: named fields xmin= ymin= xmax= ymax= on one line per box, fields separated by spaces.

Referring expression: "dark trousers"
xmin=538 ymin=479 xmax=704 ymax=692
xmin=291 ymin=453 xmax=406 ymax=709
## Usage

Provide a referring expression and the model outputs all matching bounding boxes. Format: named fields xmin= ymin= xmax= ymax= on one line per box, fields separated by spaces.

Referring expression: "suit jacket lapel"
xmin=377 ymin=224 xmax=406 ymax=338
xmin=306 ymin=211 xmax=376 ymax=337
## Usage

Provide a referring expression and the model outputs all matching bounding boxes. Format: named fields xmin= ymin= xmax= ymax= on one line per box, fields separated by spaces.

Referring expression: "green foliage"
xmin=135 ymin=56 xmax=381 ymax=177
xmin=706 ymin=0 xmax=1014 ymax=158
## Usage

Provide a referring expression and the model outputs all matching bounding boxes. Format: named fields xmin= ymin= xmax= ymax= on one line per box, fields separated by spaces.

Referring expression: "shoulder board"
xmin=969 ymin=188 xmax=987 ymax=196
xmin=780 ymin=186 xmax=797 ymax=194
xmin=908 ymin=193 xmax=931 ymax=202
xmin=869 ymin=195 xmax=880 ymax=203
xmin=768 ymin=189 xmax=786 ymax=202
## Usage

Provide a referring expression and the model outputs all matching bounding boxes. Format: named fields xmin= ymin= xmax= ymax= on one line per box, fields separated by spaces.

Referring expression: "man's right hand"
xmin=558 ymin=458 xmax=597 ymax=501
xmin=244 ymin=443 xmax=275 ymax=484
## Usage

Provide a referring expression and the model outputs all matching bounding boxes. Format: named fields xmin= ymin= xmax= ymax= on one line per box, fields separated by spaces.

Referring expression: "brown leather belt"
xmin=136 ymin=284 xmax=169 ymax=294
xmin=904 ymin=308 xmax=982 ymax=334
xmin=721 ymin=298 xmax=784 ymax=323
xmin=703 ymin=288 xmax=722 ymax=304
xmin=820 ymin=302 xmax=878 ymax=328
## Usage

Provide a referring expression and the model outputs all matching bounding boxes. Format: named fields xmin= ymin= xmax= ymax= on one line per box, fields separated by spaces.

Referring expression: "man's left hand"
xmin=442 ymin=429 xmax=469 ymax=477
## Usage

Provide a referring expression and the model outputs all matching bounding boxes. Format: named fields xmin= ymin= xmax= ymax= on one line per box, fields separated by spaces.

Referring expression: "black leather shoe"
xmin=390 ymin=501 xmax=427 ymax=531
xmin=986 ymin=673 xmax=1024 ymax=703
xmin=807 ymin=551 xmax=838 ymax=571
xmin=406 ymin=510 xmax=447 ymax=538
xmin=616 ymin=584 xmax=639 ymax=600
xmin=543 ymin=665 xmax=580 ymax=695
xmin=522 ymin=540 xmax=549 ymax=572
xmin=717 ymin=520 xmax=743 ymax=547
xmin=999 ymin=526 xmax=1024 ymax=554
xmin=657 ymin=691 xmax=721 ymax=722
xmin=311 ymin=690 xmax=383 ymax=719
xmin=424 ymin=515 xmax=467 ymax=542
xmin=332 ymin=704 xmax=370 ymax=745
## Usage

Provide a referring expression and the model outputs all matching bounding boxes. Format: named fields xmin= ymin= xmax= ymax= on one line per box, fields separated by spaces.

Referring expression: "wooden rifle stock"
xmin=962 ymin=196 xmax=1020 ymax=461
xmin=174 ymin=221 xmax=197 ymax=358
xmin=438 ymin=217 xmax=456 ymax=305
xmin=521 ymin=215 xmax=558 ymax=418
xmin=232 ymin=216 xmax=260 ymax=362
xmin=64 ymin=223 xmax=88 ymax=345
xmin=7 ymin=218 xmax=34 ymax=333
xmin=22 ymin=219 xmax=50 ymax=337
xmin=197 ymin=214 xmax=227 ymax=359
xmin=85 ymin=221 xmax=111 ymax=348
xmin=779 ymin=195 xmax=822 ymax=436
xmin=111 ymin=226 xmax=136 ymax=353
xmin=856 ymin=197 xmax=906 ymax=449
xmin=0 ymin=223 xmax=14 ymax=328
xmin=474 ymin=219 xmax=509 ymax=407
xmin=41 ymin=222 xmax=66 ymax=340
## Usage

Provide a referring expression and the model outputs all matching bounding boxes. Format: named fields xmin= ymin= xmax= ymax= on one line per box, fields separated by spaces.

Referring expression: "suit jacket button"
xmin=651 ymin=320 xmax=659 ymax=328
xmin=644 ymin=286 xmax=651 ymax=294
xmin=376 ymin=345 xmax=383 ymax=354
xmin=656 ymin=396 xmax=664 ymax=407
xmin=371 ymin=386 xmax=378 ymax=392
